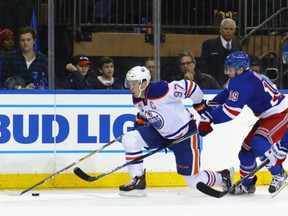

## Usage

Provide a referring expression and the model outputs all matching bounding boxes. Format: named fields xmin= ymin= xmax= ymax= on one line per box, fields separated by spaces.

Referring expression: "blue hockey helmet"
xmin=224 ymin=51 xmax=250 ymax=74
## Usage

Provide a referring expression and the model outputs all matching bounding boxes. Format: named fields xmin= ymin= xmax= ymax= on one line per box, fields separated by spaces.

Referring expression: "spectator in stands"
xmin=249 ymin=55 xmax=262 ymax=73
xmin=95 ymin=56 xmax=124 ymax=89
xmin=0 ymin=28 xmax=15 ymax=88
xmin=63 ymin=55 xmax=98 ymax=89
xmin=248 ymin=54 xmax=278 ymax=84
xmin=0 ymin=28 xmax=15 ymax=54
xmin=144 ymin=57 xmax=155 ymax=81
xmin=170 ymin=52 xmax=220 ymax=89
xmin=1 ymin=26 xmax=48 ymax=89
xmin=200 ymin=18 xmax=242 ymax=88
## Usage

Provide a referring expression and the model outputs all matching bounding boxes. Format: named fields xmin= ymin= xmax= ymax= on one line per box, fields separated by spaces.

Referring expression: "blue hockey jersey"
xmin=211 ymin=70 xmax=288 ymax=124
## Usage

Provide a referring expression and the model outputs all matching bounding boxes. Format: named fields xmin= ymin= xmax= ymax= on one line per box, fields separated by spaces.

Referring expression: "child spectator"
xmin=95 ymin=56 xmax=124 ymax=89
xmin=63 ymin=55 xmax=98 ymax=89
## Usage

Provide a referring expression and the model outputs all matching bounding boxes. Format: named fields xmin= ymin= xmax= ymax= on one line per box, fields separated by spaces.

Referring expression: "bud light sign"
xmin=0 ymin=91 xmax=136 ymax=149
xmin=0 ymin=113 xmax=135 ymax=145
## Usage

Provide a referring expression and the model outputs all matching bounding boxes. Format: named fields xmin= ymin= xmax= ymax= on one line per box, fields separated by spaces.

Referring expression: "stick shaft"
xmin=74 ymin=130 xmax=198 ymax=182
xmin=20 ymin=135 xmax=123 ymax=195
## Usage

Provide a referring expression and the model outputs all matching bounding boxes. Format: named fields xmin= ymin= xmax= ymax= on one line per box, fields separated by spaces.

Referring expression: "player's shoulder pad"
xmin=147 ymin=81 xmax=169 ymax=99
xmin=231 ymin=71 xmax=254 ymax=90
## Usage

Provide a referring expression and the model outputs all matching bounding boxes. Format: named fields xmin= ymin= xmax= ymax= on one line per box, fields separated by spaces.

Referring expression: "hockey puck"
xmin=32 ymin=193 xmax=39 ymax=196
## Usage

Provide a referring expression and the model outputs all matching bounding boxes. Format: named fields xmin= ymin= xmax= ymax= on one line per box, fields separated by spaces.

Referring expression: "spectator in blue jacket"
xmin=63 ymin=55 xmax=98 ymax=89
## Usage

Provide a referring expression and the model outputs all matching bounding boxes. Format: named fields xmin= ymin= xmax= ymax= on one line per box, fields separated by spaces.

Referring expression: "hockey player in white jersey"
xmin=119 ymin=66 xmax=233 ymax=196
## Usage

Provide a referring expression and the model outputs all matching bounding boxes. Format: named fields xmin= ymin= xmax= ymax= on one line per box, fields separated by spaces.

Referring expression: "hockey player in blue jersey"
xmin=119 ymin=66 xmax=233 ymax=196
xmin=198 ymin=51 xmax=288 ymax=195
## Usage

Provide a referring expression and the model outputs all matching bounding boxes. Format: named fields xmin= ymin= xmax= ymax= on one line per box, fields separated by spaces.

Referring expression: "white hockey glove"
xmin=264 ymin=141 xmax=287 ymax=168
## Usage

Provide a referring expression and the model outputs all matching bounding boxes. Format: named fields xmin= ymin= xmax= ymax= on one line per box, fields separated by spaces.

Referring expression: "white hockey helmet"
xmin=125 ymin=66 xmax=151 ymax=88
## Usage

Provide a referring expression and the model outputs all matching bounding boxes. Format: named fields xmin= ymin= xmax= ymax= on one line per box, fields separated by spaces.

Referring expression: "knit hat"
xmin=72 ymin=55 xmax=92 ymax=65
xmin=0 ymin=28 xmax=15 ymax=43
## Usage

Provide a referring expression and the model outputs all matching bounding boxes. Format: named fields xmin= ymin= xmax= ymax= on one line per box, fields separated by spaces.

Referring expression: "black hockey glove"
xmin=193 ymin=99 xmax=220 ymax=116
xmin=134 ymin=112 xmax=148 ymax=129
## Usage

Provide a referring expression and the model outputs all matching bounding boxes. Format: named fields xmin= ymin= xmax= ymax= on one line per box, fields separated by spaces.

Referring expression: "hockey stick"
xmin=196 ymin=158 xmax=269 ymax=198
xmin=74 ymin=129 xmax=198 ymax=182
xmin=15 ymin=135 xmax=123 ymax=196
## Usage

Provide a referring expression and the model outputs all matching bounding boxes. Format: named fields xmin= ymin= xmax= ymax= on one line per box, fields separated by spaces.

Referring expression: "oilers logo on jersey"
xmin=146 ymin=110 xmax=164 ymax=130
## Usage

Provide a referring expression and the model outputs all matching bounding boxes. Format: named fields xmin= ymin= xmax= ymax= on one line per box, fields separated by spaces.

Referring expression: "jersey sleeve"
xmin=210 ymin=103 xmax=243 ymax=124
xmin=213 ymin=88 xmax=228 ymax=104
xmin=210 ymin=79 xmax=251 ymax=124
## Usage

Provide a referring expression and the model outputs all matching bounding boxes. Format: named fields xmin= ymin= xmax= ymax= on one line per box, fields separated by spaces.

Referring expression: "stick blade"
xmin=2 ymin=190 xmax=21 ymax=196
xmin=73 ymin=167 xmax=95 ymax=182
xmin=196 ymin=182 xmax=227 ymax=198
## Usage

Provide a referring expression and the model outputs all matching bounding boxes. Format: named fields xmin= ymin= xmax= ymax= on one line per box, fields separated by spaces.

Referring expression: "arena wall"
xmin=0 ymin=90 xmax=286 ymax=189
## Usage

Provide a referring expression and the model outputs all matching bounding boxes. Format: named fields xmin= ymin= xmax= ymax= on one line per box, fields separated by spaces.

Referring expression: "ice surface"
xmin=0 ymin=186 xmax=286 ymax=215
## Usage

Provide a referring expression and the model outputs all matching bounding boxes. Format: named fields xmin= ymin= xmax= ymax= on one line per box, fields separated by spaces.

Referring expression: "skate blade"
xmin=119 ymin=189 xmax=146 ymax=197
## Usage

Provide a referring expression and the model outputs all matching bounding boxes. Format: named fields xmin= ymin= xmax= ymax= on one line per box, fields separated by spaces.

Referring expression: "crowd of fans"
xmin=0 ymin=16 xmax=286 ymax=90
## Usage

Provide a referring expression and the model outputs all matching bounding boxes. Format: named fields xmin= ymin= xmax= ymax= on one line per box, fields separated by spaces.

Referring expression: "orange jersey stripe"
xmin=185 ymin=80 xmax=194 ymax=98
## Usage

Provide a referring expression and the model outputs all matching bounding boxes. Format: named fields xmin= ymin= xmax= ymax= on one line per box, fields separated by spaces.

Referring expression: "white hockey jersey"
xmin=132 ymin=79 xmax=203 ymax=139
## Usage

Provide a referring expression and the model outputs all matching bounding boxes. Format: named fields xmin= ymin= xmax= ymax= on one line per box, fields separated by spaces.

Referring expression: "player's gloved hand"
xmin=206 ymin=100 xmax=221 ymax=109
xmin=134 ymin=112 xmax=148 ymax=129
xmin=193 ymin=100 xmax=221 ymax=116
xmin=198 ymin=112 xmax=213 ymax=137
xmin=193 ymin=100 xmax=211 ymax=115
xmin=264 ymin=142 xmax=287 ymax=168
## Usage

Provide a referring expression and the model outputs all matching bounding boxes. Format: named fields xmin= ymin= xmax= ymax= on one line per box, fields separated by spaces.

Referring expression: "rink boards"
xmin=0 ymin=89 xmax=287 ymax=189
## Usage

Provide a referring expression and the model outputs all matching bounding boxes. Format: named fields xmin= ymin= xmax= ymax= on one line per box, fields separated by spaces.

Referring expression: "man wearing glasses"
xmin=171 ymin=52 xmax=220 ymax=89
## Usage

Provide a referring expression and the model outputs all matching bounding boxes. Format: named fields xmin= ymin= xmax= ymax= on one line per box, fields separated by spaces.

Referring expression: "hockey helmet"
xmin=125 ymin=66 xmax=151 ymax=88
xmin=224 ymin=51 xmax=250 ymax=74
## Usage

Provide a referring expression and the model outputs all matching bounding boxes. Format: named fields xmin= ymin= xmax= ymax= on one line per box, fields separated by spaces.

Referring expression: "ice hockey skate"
xmin=269 ymin=169 xmax=288 ymax=197
xmin=119 ymin=170 xmax=146 ymax=197
xmin=229 ymin=176 xmax=257 ymax=195
xmin=218 ymin=167 xmax=234 ymax=192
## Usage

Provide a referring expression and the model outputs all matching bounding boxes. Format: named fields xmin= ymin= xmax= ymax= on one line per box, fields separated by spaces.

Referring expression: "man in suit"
xmin=200 ymin=18 xmax=242 ymax=88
